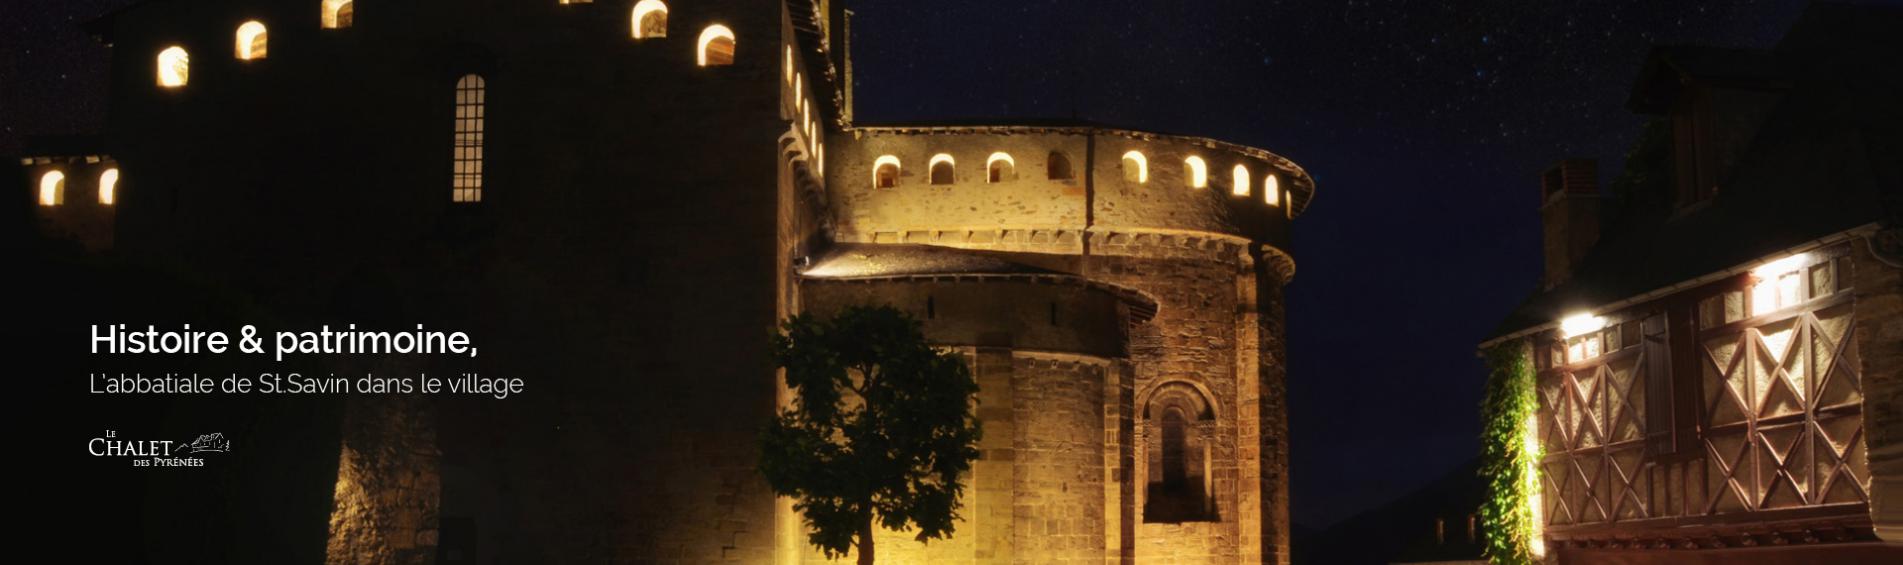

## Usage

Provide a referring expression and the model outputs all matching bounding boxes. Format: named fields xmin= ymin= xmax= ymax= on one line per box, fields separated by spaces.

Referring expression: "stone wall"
xmin=1012 ymin=353 xmax=1111 ymax=563
xmin=826 ymin=129 xmax=1300 ymax=252
xmin=1855 ymin=233 xmax=1903 ymax=542
xmin=21 ymin=158 xmax=116 ymax=251
xmin=325 ymin=394 xmax=440 ymax=565
xmin=1092 ymin=252 xmax=1250 ymax=564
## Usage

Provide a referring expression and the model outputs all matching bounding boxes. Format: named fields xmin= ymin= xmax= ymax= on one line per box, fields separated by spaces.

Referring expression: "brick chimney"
xmin=1540 ymin=159 xmax=1601 ymax=289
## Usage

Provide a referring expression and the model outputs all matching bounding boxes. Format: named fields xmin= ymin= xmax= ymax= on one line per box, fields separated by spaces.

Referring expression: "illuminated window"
xmin=235 ymin=21 xmax=268 ymax=60
xmin=872 ymin=155 xmax=900 ymax=189
xmin=1121 ymin=150 xmax=1148 ymax=183
xmin=1232 ymin=164 xmax=1251 ymax=196
xmin=1748 ymin=254 xmax=1815 ymax=315
xmin=697 ymin=25 xmax=735 ymax=66
xmin=38 ymin=171 xmax=65 ymax=206
xmin=1264 ymin=174 xmax=1280 ymax=206
xmin=1047 ymin=150 xmax=1073 ymax=180
xmin=929 ymin=154 xmax=955 ymax=185
xmin=321 ymin=0 xmax=354 ymax=29
xmin=452 ymin=74 xmax=485 ymax=203
xmin=558 ymin=0 xmax=592 ymax=4
xmin=157 ymin=46 xmax=189 ymax=88
xmin=632 ymin=0 xmax=668 ymax=39
xmin=986 ymin=152 xmax=1015 ymax=183
xmin=784 ymin=45 xmax=794 ymax=83
xmin=99 ymin=168 xmax=119 ymax=205
xmin=1184 ymin=156 xmax=1207 ymax=188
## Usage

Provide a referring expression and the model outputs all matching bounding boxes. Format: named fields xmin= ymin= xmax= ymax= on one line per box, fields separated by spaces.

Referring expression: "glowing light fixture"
xmin=1232 ymin=164 xmax=1252 ymax=196
xmin=235 ymin=21 xmax=268 ymax=60
xmin=1559 ymin=313 xmax=1605 ymax=338
xmin=1184 ymin=156 xmax=1208 ymax=188
xmin=632 ymin=0 xmax=669 ymax=39
xmin=38 ymin=170 xmax=65 ymax=206
xmin=1749 ymin=252 xmax=1811 ymax=314
xmin=99 ymin=168 xmax=119 ymax=205
xmin=697 ymin=24 xmax=736 ymax=66
xmin=1751 ymin=253 xmax=1811 ymax=280
xmin=1121 ymin=150 xmax=1149 ymax=183
xmin=1264 ymin=174 xmax=1280 ymax=205
xmin=157 ymin=46 xmax=190 ymax=88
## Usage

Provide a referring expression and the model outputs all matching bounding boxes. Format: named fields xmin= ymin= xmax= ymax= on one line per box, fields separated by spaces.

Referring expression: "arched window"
xmin=1143 ymin=384 xmax=1216 ymax=523
xmin=1121 ymin=150 xmax=1148 ymax=183
xmin=698 ymin=25 xmax=735 ymax=66
xmin=322 ymin=0 xmax=354 ymax=29
xmin=235 ymin=21 xmax=268 ymax=60
xmin=1264 ymin=174 xmax=1280 ymax=206
xmin=872 ymin=155 xmax=900 ymax=189
xmin=929 ymin=154 xmax=956 ymax=185
xmin=99 ymin=168 xmax=120 ymax=205
xmin=1184 ymin=156 xmax=1207 ymax=188
xmin=986 ymin=152 xmax=1015 ymax=183
xmin=784 ymin=45 xmax=794 ymax=83
xmin=1047 ymin=150 xmax=1073 ymax=180
xmin=157 ymin=46 xmax=189 ymax=88
xmin=452 ymin=74 xmax=485 ymax=203
xmin=38 ymin=171 xmax=66 ymax=206
xmin=632 ymin=0 xmax=668 ymax=39
xmin=1232 ymin=164 xmax=1251 ymax=196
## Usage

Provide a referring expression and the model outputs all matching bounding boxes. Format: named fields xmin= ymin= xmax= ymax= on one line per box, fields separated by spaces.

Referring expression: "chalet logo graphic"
xmin=89 ymin=430 xmax=229 ymax=467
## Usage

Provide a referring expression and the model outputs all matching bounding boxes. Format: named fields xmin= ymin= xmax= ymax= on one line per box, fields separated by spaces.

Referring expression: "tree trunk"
xmin=857 ymin=515 xmax=875 ymax=565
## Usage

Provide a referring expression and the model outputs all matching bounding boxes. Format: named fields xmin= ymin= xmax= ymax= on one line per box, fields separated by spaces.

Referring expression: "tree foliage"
xmin=1478 ymin=339 xmax=1541 ymax=564
xmin=759 ymin=305 xmax=983 ymax=564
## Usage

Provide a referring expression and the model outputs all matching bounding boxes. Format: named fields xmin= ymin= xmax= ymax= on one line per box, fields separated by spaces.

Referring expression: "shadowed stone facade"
xmin=31 ymin=0 xmax=1311 ymax=563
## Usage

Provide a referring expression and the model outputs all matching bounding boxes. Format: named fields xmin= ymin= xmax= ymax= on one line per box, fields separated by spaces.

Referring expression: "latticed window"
xmin=452 ymin=74 xmax=485 ymax=203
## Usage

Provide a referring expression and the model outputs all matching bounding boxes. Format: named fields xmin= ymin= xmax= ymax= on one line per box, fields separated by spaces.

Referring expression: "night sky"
xmin=2 ymin=0 xmax=1816 ymax=529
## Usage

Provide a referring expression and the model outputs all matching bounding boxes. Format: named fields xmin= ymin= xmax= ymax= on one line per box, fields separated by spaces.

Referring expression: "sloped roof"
xmin=801 ymin=242 xmax=1066 ymax=279
xmin=1488 ymin=2 xmax=1903 ymax=344
xmin=801 ymin=242 xmax=1160 ymax=323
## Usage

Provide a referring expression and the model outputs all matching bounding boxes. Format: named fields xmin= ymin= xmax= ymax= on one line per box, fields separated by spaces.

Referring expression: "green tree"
xmin=759 ymin=305 xmax=983 ymax=564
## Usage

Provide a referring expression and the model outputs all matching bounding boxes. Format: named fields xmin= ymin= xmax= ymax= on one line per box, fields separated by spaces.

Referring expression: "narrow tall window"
xmin=1184 ymin=156 xmax=1207 ymax=188
xmin=99 ymin=168 xmax=120 ymax=205
xmin=632 ymin=0 xmax=668 ymax=39
xmin=698 ymin=25 xmax=735 ymax=66
xmin=1047 ymin=150 xmax=1073 ymax=180
xmin=452 ymin=74 xmax=485 ymax=203
xmin=1121 ymin=150 xmax=1148 ymax=183
xmin=236 ymin=21 xmax=268 ymax=60
xmin=322 ymin=0 xmax=354 ymax=29
xmin=1264 ymin=174 xmax=1280 ymax=206
xmin=872 ymin=155 xmax=900 ymax=189
xmin=1232 ymin=164 xmax=1251 ymax=196
xmin=929 ymin=154 xmax=955 ymax=185
xmin=987 ymin=152 xmax=1015 ymax=183
xmin=38 ymin=171 xmax=66 ymax=206
xmin=157 ymin=46 xmax=190 ymax=88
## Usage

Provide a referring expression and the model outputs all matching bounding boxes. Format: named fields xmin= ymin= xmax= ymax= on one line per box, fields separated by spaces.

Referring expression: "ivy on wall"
xmin=1478 ymin=339 xmax=1541 ymax=564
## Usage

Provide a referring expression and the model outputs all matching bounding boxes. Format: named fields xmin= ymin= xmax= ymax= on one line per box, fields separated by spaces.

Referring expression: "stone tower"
xmin=45 ymin=0 xmax=1312 ymax=563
